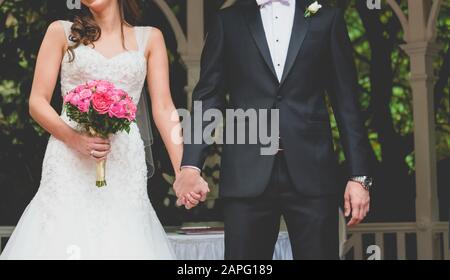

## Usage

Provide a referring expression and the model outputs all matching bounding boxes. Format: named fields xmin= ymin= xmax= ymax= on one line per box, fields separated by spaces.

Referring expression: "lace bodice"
xmin=60 ymin=20 xmax=151 ymax=105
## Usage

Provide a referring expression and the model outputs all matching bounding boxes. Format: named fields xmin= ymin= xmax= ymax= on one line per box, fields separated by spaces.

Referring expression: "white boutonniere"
xmin=304 ymin=1 xmax=322 ymax=18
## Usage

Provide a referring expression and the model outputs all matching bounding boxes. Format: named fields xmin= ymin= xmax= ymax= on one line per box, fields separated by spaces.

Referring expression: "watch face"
xmin=364 ymin=178 xmax=373 ymax=187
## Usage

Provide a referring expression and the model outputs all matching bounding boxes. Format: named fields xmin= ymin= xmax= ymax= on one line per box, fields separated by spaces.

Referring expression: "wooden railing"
xmin=1 ymin=223 xmax=449 ymax=260
xmin=343 ymin=222 xmax=450 ymax=260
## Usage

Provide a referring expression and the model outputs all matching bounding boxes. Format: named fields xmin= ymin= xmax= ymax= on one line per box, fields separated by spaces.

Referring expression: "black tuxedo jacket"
xmin=182 ymin=0 xmax=372 ymax=197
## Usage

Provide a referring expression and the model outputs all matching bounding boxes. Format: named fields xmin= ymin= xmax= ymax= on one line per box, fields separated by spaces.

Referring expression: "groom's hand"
xmin=344 ymin=181 xmax=370 ymax=227
xmin=173 ymin=168 xmax=209 ymax=209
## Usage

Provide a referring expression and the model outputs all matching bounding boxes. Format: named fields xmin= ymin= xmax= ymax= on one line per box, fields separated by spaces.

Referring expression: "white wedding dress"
xmin=0 ymin=21 xmax=175 ymax=260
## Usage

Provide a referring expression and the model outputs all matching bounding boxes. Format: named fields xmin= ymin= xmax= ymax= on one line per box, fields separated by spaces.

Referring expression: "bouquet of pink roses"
xmin=64 ymin=80 xmax=137 ymax=187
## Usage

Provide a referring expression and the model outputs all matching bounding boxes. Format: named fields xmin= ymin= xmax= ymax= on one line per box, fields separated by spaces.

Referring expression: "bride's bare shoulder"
xmin=136 ymin=26 xmax=163 ymax=39
xmin=149 ymin=27 xmax=164 ymax=43
xmin=142 ymin=26 xmax=166 ymax=53
xmin=46 ymin=20 xmax=68 ymax=36
xmin=43 ymin=20 xmax=69 ymax=49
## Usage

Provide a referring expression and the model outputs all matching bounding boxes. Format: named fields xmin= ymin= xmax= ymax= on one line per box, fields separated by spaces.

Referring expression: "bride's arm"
xmin=29 ymin=21 xmax=74 ymax=142
xmin=29 ymin=21 xmax=110 ymax=160
xmin=145 ymin=28 xmax=183 ymax=177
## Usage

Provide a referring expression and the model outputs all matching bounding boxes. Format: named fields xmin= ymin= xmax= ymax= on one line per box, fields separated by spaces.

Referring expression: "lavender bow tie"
xmin=256 ymin=0 xmax=291 ymax=6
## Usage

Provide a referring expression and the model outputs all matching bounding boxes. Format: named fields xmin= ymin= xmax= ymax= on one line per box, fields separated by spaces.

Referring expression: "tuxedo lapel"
xmin=280 ymin=0 xmax=310 ymax=86
xmin=244 ymin=4 xmax=278 ymax=83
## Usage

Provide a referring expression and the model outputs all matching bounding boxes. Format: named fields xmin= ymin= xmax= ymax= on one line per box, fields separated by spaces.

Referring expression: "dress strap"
xmin=135 ymin=26 xmax=153 ymax=53
xmin=59 ymin=20 xmax=74 ymax=45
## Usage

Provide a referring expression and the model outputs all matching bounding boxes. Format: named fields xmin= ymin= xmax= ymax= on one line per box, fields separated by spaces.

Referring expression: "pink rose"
xmin=64 ymin=91 xmax=74 ymax=104
xmin=110 ymin=89 xmax=126 ymax=102
xmin=74 ymin=85 xmax=87 ymax=93
xmin=78 ymin=89 xmax=93 ymax=100
xmin=126 ymin=110 xmax=136 ymax=122
xmin=87 ymin=80 xmax=98 ymax=89
xmin=124 ymin=98 xmax=137 ymax=121
xmin=96 ymin=85 xmax=107 ymax=94
xmin=108 ymin=98 xmax=136 ymax=121
xmin=77 ymin=98 xmax=91 ymax=113
xmin=66 ymin=88 xmax=92 ymax=112
xmin=96 ymin=80 xmax=114 ymax=94
xmin=69 ymin=93 xmax=81 ymax=107
xmin=108 ymin=100 xmax=128 ymax=119
xmin=92 ymin=92 xmax=113 ymax=115
xmin=99 ymin=80 xmax=114 ymax=89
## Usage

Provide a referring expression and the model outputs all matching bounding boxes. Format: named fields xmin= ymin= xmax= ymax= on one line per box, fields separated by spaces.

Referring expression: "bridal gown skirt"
xmin=1 ymin=120 xmax=175 ymax=260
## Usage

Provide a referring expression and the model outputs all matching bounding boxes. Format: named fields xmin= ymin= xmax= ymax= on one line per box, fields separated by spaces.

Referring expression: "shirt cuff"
xmin=180 ymin=166 xmax=202 ymax=173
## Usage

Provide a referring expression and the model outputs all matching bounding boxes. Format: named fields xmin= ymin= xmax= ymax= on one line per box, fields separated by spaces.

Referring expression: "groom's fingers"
xmin=185 ymin=200 xmax=195 ymax=210
xmin=358 ymin=205 xmax=365 ymax=221
xmin=199 ymin=181 xmax=210 ymax=202
xmin=348 ymin=201 xmax=362 ymax=226
xmin=190 ymin=192 xmax=202 ymax=201
xmin=362 ymin=202 xmax=370 ymax=220
xmin=185 ymin=193 xmax=199 ymax=205
xmin=200 ymin=192 xmax=208 ymax=202
xmin=344 ymin=193 xmax=351 ymax=217
xmin=176 ymin=197 xmax=188 ymax=207
xmin=176 ymin=198 xmax=184 ymax=207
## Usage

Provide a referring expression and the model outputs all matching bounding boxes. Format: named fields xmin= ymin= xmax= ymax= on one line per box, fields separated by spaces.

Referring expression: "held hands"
xmin=173 ymin=168 xmax=210 ymax=210
xmin=67 ymin=131 xmax=111 ymax=162
xmin=173 ymin=168 xmax=371 ymax=218
xmin=344 ymin=181 xmax=370 ymax=226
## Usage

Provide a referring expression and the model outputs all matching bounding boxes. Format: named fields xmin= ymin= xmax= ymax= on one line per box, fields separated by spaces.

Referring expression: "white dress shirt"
xmin=259 ymin=0 xmax=296 ymax=81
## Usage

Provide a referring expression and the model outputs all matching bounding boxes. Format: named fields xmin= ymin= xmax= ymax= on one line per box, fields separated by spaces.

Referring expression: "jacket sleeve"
xmin=181 ymin=13 xmax=227 ymax=169
xmin=327 ymin=9 xmax=372 ymax=176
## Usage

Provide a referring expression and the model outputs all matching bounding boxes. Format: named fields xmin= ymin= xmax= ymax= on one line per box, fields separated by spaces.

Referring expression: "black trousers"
xmin=223 ymin=152 xmax=339 ymax=260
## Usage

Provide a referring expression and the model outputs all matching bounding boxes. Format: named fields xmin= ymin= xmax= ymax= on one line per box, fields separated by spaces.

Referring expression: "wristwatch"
xmin=350 ymin=176 xmax=373 ymax=191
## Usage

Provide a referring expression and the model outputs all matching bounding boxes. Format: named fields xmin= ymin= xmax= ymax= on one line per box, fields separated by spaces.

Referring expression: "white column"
xmin=394 ymin=0 xmax=442 ymax=260
xmin=401 ymin=41 xmax=440 ymax=260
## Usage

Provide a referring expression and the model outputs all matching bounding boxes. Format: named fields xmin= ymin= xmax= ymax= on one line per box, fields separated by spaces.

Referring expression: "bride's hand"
xmin=66 ymin=131 xmax=111 ymax=162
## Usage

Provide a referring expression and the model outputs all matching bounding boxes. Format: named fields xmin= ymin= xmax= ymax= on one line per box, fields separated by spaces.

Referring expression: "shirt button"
xmin=276 ymin=39 xmax=279 ymax=42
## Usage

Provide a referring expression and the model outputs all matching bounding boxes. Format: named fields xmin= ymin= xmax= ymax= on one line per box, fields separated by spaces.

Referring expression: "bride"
xmin=0 ymin=0 xmax=192 ymax=260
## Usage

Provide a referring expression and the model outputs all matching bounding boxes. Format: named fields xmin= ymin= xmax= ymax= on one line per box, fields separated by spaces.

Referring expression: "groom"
xmin=174 ymin=0 xmax=373 ymax=260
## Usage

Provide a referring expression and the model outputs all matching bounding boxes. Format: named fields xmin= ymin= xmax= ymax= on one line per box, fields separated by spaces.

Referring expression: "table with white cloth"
xmin=167 ymin=232 xmax=293 ymax=260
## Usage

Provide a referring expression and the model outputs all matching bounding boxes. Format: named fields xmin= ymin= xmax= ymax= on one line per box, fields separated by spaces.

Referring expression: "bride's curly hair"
xmin=67 ymin=0 xmax=141 ymax=62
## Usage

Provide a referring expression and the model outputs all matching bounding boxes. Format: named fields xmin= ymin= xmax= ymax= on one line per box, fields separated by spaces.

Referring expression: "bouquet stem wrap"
xmin=96 ymin=159 xmax=107 ymax=188
xmin=89 ymin=128 xmax=107 ymax=188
